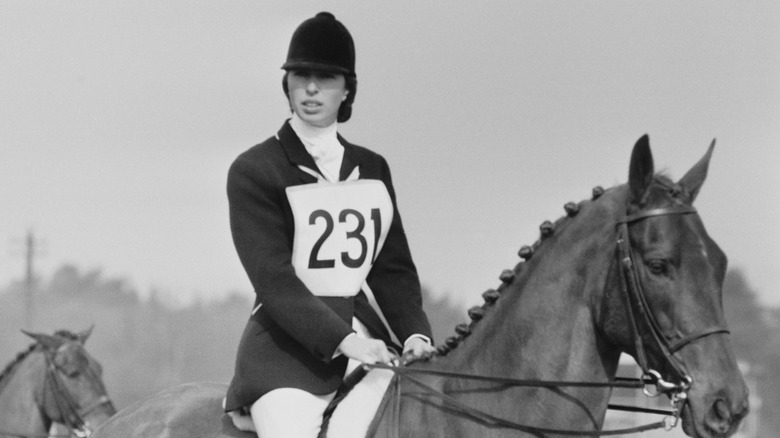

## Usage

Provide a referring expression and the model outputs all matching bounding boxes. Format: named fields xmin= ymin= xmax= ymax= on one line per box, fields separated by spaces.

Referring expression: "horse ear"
xmin=22 ymin=330 xmax=64 ymax=351
xmin=77 ymin=325 xmax=94 ymax=345
xmin=677 ymin=139 xmax=715 ymax=204
xmin=628 ymin=134 xmax=654 ymax=206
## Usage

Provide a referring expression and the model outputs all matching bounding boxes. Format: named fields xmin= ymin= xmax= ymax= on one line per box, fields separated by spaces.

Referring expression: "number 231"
xmin=308 ymin=208 xmax=382 ymax=269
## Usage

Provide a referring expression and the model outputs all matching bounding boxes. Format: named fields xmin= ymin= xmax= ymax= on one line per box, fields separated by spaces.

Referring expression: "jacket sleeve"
xmin=365 ymin=157 xmax=434 ymax=343
xmin=227 ymin=152 xmax=354 ymax=362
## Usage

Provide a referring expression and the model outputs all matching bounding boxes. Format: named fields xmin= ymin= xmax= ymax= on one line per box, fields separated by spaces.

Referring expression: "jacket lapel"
xmin=277 ymin=121 xmax=322 ymax=184
xmin=277 ymin=120 xmax=362 ymax=183
xmin=338 ymin=133 xmax=361 ymax=181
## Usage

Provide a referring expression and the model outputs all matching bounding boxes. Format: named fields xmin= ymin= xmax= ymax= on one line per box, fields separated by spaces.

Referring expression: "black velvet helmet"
xmin=282 ymin=12 xmax=356 ymax=78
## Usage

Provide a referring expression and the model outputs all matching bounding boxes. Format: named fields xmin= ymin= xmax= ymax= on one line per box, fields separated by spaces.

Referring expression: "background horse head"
xmin=0 ymin=327 xmax=116 ymax=437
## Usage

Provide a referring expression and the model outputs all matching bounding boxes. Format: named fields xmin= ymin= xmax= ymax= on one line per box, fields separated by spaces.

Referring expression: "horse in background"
xmin=91 ymin=135 xmax=748 ymax=437
xmin=0 ymin=327 xmax=116 ymax=437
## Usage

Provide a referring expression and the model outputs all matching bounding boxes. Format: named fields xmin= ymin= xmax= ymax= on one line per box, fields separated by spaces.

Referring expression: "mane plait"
xmin=0 ymin=342 xmax=40 ymax=393
xmin=432 ymin=186 xmax=609 ymax=357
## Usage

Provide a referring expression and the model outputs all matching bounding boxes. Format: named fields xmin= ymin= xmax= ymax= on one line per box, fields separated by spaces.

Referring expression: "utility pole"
xmin=14 ymin=229 xmax=42 ymax=329
xmin=25 ymin=230 xmax=37 ymax=329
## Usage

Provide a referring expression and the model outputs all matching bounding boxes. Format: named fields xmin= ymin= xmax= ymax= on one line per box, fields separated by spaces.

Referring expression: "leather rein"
xmin=353 ymin=205 xmax=731 ymax=437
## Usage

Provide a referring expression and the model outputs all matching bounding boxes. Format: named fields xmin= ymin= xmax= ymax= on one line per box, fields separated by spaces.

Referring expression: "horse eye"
xmin=647 ymin=260 xmax=668 ymax=275
xmin=56 ymin=361 xmax=81 ymax=377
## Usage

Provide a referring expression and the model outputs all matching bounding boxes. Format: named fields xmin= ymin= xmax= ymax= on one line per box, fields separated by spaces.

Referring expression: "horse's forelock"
xmin=53 ymin=330 xmax=80 ymax=342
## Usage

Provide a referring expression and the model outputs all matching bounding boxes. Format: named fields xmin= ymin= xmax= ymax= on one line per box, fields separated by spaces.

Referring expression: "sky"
xmin=1 ymin=1 xmax=778 ymax=310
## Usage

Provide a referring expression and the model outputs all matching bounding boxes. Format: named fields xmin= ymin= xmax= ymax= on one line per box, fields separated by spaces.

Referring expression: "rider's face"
xmin=286 ymin=69 xmax=348 ymax=128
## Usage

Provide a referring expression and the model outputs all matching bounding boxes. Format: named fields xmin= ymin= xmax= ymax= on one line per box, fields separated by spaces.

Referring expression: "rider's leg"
xmin=250 ymin=388 xmax=336 ymax=438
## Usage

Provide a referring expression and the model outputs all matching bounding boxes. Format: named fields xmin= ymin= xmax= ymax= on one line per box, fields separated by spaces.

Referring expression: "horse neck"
xmin=429 ymin=188 xmax=627 ymax=422
xmin=0 ymin=347 xmax=52 ymax=433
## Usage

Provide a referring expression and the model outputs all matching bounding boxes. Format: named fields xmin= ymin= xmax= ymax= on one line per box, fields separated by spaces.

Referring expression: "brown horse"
xmin=91 ymin=135 xmax=748 ymax=437
xmin=0 ymin=327 xmax=116 ymax=437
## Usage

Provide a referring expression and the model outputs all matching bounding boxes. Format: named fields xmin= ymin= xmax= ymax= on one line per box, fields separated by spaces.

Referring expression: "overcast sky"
xmin=2 ymin=1 xmax=778 ymax=310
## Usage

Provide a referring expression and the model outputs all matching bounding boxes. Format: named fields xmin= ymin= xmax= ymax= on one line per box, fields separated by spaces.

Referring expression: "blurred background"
xmin=1 ymin=1 xmax=777 ymax=436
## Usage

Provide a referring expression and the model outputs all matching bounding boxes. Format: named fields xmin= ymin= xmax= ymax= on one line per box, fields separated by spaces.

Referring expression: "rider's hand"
xmin=336 ymin=334 xmax=395 ymax=364
xmin=403 ymin=336 xmax=436 ymax=359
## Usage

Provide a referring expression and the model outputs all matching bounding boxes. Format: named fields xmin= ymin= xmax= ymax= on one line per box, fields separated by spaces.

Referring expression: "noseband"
xmin=616 ymin=205 xmax=731 ymax=395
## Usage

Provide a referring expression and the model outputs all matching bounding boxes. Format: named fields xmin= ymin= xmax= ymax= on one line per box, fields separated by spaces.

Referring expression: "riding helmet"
xmin=282 ymin=12 xmax=356 ymax=77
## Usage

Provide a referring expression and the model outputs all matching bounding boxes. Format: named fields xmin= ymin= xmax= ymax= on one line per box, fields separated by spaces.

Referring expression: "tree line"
xmin=0 ymin=264 xmax=776 ymax=435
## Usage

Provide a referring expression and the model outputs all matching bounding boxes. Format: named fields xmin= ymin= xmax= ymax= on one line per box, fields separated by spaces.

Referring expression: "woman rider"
xmin=223 ymin=12 xmax=436 ymax=438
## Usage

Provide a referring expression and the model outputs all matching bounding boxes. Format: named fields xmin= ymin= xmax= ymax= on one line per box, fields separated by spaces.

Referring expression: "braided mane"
xmin=0 ymin=343 xmax=39 ymax=394
xmin=431 ymin=185 xmax=611 ymax=358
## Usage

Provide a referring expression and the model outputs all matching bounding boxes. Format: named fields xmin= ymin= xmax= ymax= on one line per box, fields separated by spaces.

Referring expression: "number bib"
xmin=286 ymin=180 xmax=393 ymax=297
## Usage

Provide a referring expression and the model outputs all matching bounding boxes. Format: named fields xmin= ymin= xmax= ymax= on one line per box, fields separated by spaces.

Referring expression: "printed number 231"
xmin=308 ymin=208 xmax=382 ymax=269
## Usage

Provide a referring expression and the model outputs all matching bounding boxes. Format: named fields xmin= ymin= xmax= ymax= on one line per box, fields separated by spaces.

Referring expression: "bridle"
xmin=616 ymin=204 xmax=730 ymax=424
xmin=41 ymin=347 xmax=115 ymax=438
xmin=340 ymin=204 xmax=733 ymax=437
xmin=0 ymin=345 xmax=115 ymax=438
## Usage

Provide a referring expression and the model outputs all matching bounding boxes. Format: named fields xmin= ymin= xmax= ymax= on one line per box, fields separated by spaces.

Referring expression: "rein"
xmin=0 ymin=431 xmax=71 ymax=438
xmin=362 ymin=363 xmax=677 ymax=437
xmin=343 ymin=204 xmax=731 ymax=437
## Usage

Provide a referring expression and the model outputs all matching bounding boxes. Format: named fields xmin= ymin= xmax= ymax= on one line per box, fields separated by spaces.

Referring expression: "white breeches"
xmin=250 ymin=388 xmax=336 ymax=438
xmin=249 ymin=369 xmax=394 ymax=438
xmin=249 ymin=318 xmax=379 ymax=438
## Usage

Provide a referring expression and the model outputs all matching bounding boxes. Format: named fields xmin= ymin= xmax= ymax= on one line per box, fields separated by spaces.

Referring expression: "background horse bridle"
xmin=42 ymin=346 xmax=115 ymax=438
xmin=0 ymin=345 xmax=115 ymax=438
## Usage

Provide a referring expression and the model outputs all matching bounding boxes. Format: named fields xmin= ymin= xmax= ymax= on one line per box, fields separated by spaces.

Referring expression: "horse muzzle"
xmin=682 ymin=386 xmax=749 ymax=438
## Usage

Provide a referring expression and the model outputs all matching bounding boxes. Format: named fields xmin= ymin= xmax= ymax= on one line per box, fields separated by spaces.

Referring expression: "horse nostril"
xmin=705 ymin=398 xmax=733 ymax=435
xmin=705 ymin=398 xmax=747 ymax=436
xmin=713 ymin=399 xmax=730 ymax=421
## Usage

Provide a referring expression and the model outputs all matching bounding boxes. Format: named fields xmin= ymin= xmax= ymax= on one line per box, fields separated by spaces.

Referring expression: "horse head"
xmin=602 ymin=135 xmax=749 ymax=437
xmin=23 ymin=327 xmax=116 ymax=435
